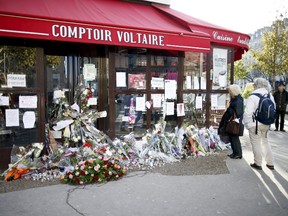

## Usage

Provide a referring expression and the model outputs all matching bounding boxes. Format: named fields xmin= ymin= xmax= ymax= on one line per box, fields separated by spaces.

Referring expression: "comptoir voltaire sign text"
xmin=52 ymin=25 xmax=164 ymax=46
xmin=0 ymin=14 xmax=212 ymax=52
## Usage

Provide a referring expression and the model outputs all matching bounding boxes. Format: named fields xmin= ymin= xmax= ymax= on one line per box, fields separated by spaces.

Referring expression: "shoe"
xmin=274 ymin=129 xmax=278 ymax=131
xmin=250 ymin=163 xmax=262 ymax=170
xmin=230 ymin=155 xmax=242 ymax=159
xmin=227 ymin=154 xmax=234 ymax=158
xmin=280 ymin=129 xmax=286 ymax=132
xmin=266 ymin=164 xmax=274 ymax=170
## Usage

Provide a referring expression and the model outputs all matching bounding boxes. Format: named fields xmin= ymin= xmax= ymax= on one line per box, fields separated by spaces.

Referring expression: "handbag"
xmin=225 ymin=112 xmax=243 ymax=136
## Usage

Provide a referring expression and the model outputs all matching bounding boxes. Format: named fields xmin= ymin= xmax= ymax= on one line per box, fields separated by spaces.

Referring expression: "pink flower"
xmin=80 ymin=165 xmax=85 ymax=170
xmin=85 ymin=171 xmax=88 ymax=175
xmin=98 ymin=155 xmax=103 ymax=160
xmin=68 ymin=174 xmax=73 ymax=179
xmin=80 ymin=181 xmax=83 ymax=185
xmin=94 ymin=164 xmax=100 ymax=171
xmin=79 ymin=160 xmax=85 ymax=165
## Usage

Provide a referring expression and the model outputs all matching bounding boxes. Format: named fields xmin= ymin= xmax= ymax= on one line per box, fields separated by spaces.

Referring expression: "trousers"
xmin=275 ymin=110 xmax=286 ymax=130
xmin=248 ymin=125 xmax=274 ymax=166
xmin=230 ymin=135 xmax=242 ymax=156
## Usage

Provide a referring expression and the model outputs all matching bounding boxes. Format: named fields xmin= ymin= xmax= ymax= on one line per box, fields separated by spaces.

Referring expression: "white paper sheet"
xmin=53 ymin=90 xmax=65 ymax=99
xmin=151 ymin=77 xmax=164 ymax=89
xmin=195 ymin=96 xmax=203 ymax=109
xmin=99 ymin=111 xmax=107 ymax=118
xmin=211 ymin=94 xmax=218 ymax=108
xmin=165 ymin=80 xmax=177 ymax=100
xmin=136 ymin=97 xmax=145 ymax=111
xmin=0 ymin=96 xmax=9 ymax=106
xmin=186 ymin=76 xmax=192 ymax=89
xmin=213 ymin=48 xmax=228 ymax=87
xmin=193 ymin=76 xmax=199 ymax=89
xmin=122 ymin=116 xmax=129 ymax=122
xmin=116 ymin=72 xmax=126 ymax=87
xmin=83 ymin=64 xmax=97 ymax=81
xmin=19 ymin=95 xmax=37 ymax=108
xmin=7 ymin=74 xmax=26 ymax=87
xmin=201 ymin=77 xmax=206 ymax=90
xmin=88 ymin=97 xmax=97 ymax=106
xmin=71 ymin=103 xmax=80 ymax=113
xmin=23 ymin=111 xmax=36 ymax=129
xmin=151 ymin=94 xmax=162 ymax=108
xmin=177 ymin=103 xmax=185 ymax=116
xmin=50 ymin=130 xmax=62 ymax=139
xmin=5 ymin=109 xmax=19 ymax=127
xmin=166 ymin=102 xmax=174 ymax=116
xmin=52 ymin=119 xmax=74 ymax=131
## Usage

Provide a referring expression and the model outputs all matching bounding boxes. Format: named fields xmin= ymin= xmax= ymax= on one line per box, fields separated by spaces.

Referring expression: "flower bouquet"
xmin=62 ymin=156 xmax=126 ymax=185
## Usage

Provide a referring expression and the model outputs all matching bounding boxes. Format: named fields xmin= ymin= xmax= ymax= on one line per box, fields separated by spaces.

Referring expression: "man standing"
xmin=273 ymin=81 xmax=288 ymax=132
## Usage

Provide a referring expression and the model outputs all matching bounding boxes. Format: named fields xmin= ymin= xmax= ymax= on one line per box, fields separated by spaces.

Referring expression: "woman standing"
xmin=218 ymin=84 xmax=244 ymax=159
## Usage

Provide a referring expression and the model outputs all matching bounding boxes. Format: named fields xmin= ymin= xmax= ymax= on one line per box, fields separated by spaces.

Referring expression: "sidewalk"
xmin=0 ymin=130 xmax=287 ymax=216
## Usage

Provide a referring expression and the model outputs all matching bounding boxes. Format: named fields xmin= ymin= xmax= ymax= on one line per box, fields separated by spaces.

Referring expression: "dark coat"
xmin=273 ymin=90 xmax=288 ymax=112
xmin=218 ymin=94 xmax=244 ymax=136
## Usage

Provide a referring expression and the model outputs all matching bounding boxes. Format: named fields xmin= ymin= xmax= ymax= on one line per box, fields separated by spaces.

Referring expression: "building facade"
xmin=0 ymin=0 xmax=249 ymax=168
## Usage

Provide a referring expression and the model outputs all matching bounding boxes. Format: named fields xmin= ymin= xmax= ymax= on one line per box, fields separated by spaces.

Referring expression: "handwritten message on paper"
xmin=19 ymin=95 xmax=38 ymax=108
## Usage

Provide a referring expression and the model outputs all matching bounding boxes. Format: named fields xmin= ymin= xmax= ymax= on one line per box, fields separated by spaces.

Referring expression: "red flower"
xmin=104 ymin=172 xmax=109 ymax=177
xmin=80 ymin=171 xmax=85 ymax=176
xmin=93 ymin=176 xmax=99 ymax=181
xmin=75 ymin=177 xmax=80 ymax=183
xmin=104 ymin=161 xmax=108 ymax=165
xmin=83 ymin=141 xmax=92 ymax=148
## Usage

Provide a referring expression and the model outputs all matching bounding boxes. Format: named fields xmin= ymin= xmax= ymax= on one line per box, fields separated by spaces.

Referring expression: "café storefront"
xmin=0 ymin=0 xmax=249 ymax=168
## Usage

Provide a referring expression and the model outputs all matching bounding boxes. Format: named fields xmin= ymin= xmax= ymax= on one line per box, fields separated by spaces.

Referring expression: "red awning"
xmin=153 ymin=4 xmax=250 ymax=60
xmin=0 ymin=0 xmax=210 ymax=52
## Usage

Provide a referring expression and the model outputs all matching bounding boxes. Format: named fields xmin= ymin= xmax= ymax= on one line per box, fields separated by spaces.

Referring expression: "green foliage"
xmin=234 ymin=59 xmax=250 ymax=80
xmin=252 ymin=17 xmax=288 ymax=81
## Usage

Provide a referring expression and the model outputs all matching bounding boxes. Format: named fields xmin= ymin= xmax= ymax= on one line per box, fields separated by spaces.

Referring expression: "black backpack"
xmin=251 ymin=93 xmax=276 ymax=134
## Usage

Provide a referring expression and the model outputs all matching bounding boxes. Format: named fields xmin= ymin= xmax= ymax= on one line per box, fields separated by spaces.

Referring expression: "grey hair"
xmin=253 ymin=78 xmax=269 ymax=89
xmin=228 ymin=84 xmax=242 ymax=97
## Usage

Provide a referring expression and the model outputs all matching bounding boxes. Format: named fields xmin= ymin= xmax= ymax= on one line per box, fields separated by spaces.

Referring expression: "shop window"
xmin=183 ymin=52 xmax=207 ymax=90
xmin=211 ymin=47 xmax=232 ymax=90
xmin=115 ymin=52 xmax=147 ymax=90
xmin=115 ymin=94 xmax=146 ymax=136
xmin=183 ymin=93 xmax=206 ymax=127
xmin=0 ymin=46 xmax=37 ymax=88
xmin=151 ymin=55 xmax=178 ymax=89
xmin=210 ymin=93 xmax=230 ymax=127
xmin=0 ymin=93 xmax=39 ymax=147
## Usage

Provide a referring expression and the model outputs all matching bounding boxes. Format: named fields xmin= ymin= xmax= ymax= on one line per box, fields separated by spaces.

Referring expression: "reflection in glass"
xmin=115 ymin=94 xmax=146 ymax=136
xmin=0 ymin=46 xmax=37 ymax=88
xmin=183 ymin=93 xmax=206 ymax=127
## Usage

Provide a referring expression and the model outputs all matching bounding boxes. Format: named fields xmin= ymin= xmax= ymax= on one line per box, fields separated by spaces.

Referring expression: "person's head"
xmin=278 ymin=81 xmax=285 ymax=92
xmin=228 ymin=84 xmax=242 ymax=98
xmin=253 ymin=78 xmax=269 ymax=90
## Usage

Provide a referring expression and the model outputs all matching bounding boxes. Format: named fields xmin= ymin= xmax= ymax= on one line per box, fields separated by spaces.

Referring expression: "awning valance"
xmin=0 ymin=0 xmax=211 ymax=52
xmin=153 ymin=4 xmax=250 ymax=60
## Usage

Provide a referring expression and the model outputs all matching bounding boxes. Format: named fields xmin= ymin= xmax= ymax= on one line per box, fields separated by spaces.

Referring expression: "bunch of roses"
xmin=62 ymin=156 xmax=127 ymax=185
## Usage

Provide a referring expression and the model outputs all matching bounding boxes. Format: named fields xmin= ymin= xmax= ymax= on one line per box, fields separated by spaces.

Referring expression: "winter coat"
xmin=218 ymin=94 xmax=244 ymax=136
xmin=243 ymin=88 xmax=276 ymax=129
xmin=273 ymin=90 xmax=288 ymax=112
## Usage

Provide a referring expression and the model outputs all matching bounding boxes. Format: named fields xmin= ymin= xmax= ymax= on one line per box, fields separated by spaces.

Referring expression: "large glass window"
xmin=183 ymin=52 xmax=207 ymax=90
xmin=115 ymin=94 xmax=146 ymax=135
xmin=0 ymin=46 xmax=37 ymax=88
xmin=183 ymin=52 xmax=208 ymax=128
xmin=0 ymin=46 xmax=39 ymax=147
xmin=115 ymin=51 xmax=147 ymax=90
